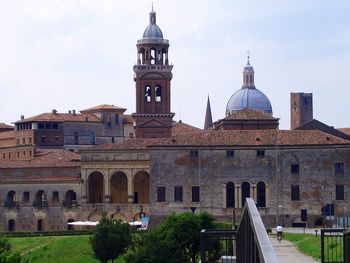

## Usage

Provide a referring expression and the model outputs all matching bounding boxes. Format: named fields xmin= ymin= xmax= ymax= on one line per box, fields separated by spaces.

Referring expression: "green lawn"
xmin=283 ymin=233 xmax=321 ymax=261
xmin=9 ymin=235 xmax=125 ymax=263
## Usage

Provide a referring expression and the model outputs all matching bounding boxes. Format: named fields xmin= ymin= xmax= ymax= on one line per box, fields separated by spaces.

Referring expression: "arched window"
xmin=65 ymin=190 xmax=77 ymax=207
xmin=155 ymin=85 xmax=162 ymax=102
xmin=257 ymin=181 xmax=266 ymax=208
xmin=35 ymin=190 xmax=47 ymax=208
xmin=241 ymin=181 xmax=250 ymax=207
xmin=133 ymin=170 xmax=150 ymax=204
xmin=6 ymin=190 xmax=16 ymax=208
xmin=150 ymin=48 xmax=156 ymax=64
xmin=139 ymin=48 xmax=145 ymax=64
xmin=145 ymin=86 xmax=151 ymax=102
xmin=226 ymin=182 xmax=235 ymax=208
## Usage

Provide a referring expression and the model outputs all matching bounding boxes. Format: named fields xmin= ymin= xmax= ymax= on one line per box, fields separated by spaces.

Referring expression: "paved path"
xmin=269 ymin=236 xmax=318 ymax=263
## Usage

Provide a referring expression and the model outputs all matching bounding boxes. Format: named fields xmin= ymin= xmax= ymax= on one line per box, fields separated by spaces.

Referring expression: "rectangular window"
xmin=190 ymin=150 xmax=199 ymax=159
xmin=291 ymin=164 xmax=299 ymax=174
xmin=29 ymin=136 xmax=32 ymax=144
xmin=226 ymin=150 xmax=234 ymax=158
xmin=335 ymin=163 xmax=344 ymax=174
xmin=23 ymin=192 xmax=30 ymax=203
xmin=52 ymin=123 xmax=58 ymax=129
xmin=53 ymin=191 xmax=59 ymax=203
xmin=41 ymin=136 xmax=46 ymax=144
xmin=38 ymin=123 xmax=44 ymax=129
xmin=174 ymin=186 xmax=183 ymax=202
xmin=74 ymin=132 xmax=79 ymax=145
xmin=157 ymin=186 xmax=166 ymax=202
xmin=291 ymin=185 xmax=300 ymax=201
xmin=22 ymin=138 xmax=26 ymax=144
xmin=192 ymin=186 xmax=200 ymax=202
xmin=115 ymin=114 xmax=119 ymax=125
xmin=257 ymin=150 xmax=265 ymax=157
xmin=336 ymin=185 xmax=344 ymax=200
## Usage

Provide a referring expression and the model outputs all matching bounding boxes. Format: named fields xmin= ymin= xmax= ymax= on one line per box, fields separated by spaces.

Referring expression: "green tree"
xmin=91 ymin=216 xmax=131 ymax=263
xmin=0 ymin=235 xmax=21 ymax=263
xmin=126 ymin=212 xmax=216 ymax=263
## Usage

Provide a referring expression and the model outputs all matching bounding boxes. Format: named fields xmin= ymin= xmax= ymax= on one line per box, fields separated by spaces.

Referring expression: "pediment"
xmin=138 ymin=118 xmax=168 ymax=128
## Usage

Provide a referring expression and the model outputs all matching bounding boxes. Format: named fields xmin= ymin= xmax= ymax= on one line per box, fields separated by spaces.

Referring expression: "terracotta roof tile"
xmin=224 ymin=108 xmax=278 ymax=120
xmin=15 ymin=112 xmax=101 ymax=123
xmin=83 ymin=138 xmax=160 ymax=151
xmin=338 ymin=128 xmax=350 ymax=136
xmin=0 ymin=150 xmax=80 ymax=168
xmin=80 ymin=104 xmax=126 ymax=113
xmin=172 ymin=121 xmax=201 ymax=136
xmin=0 ymin=123 xmax=13 ymax=129
xmin=123 ymin=114 xmax=134 ymax=124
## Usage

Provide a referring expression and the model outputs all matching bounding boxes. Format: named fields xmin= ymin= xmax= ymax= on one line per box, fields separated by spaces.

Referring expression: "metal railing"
xmin=200 ymin=198 xmax=278 ymax=263
xmin=321 ymin=229 xmax=350 ymax=263
xmin=236 ymin=198 xmax=278 ymax=263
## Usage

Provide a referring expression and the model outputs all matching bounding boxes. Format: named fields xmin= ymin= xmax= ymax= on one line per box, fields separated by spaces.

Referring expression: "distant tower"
xmin=290 ymin=93 xmax=313 ymax=130
xmin=132 ymin=8 xmax=174 ymax=138
xmin=204 ymin=96 xmax=213 ymax=129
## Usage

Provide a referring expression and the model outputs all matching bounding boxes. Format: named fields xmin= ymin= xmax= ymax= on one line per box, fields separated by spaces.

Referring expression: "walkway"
xmin=269 ymin=236 xmax=318 ymax=263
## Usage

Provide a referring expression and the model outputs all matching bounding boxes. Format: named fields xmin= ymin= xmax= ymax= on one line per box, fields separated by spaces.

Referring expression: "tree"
xmin=91 ymin=216 xmax=131 ymax=263
xmin=126 ymin=212 xmax=216 ymax=263
xmin=0 ymin=235 xmax=21 ymax=263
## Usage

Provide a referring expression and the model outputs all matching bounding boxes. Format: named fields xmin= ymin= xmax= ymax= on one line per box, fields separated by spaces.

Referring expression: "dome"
xmin=142 ymin=10 xmax=163 ymax=39
xmin=226 ymin=88 xmax=272 ymax=116
xmin=226 ymin=57 xmax=273 ymax=116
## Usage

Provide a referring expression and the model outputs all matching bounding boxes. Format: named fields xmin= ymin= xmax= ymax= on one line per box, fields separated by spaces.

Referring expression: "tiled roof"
xmin=224 ymin=108 xmax=278 ymax=120
xmin=83 ymin=129 xmax=350 ymax=152
xmin=338 ymin=128 xmax=350 ymax=136
xmin=172 ymin=121 xmax=201 ymax=136
xmin=15 ymin=113 xmax=101 ymax=123
xmin=0 ymin=150 xmax=80 ymax=168
xmin=0 ymin=175 xmax=80 ymax=183
xmin=80 ymin=104 xmax=126 ymax=113
xmin=123 ymin=114 xmax=134 ymax=124
xmin=0 ymin=123 xmax=13 ymax=129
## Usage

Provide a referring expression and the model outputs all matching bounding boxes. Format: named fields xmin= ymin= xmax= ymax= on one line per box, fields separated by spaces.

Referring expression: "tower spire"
xmin=242 ymin=55 xmax=255 ymax=89
xmin=204 ymin=95 xmax=213 ymax=129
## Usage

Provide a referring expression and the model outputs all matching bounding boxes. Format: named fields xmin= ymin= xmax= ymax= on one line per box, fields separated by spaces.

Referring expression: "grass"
xmin=10 ymin=235 xmax=125 ymax=263
xmin=283 ymin=232 xmax=344 ymax=262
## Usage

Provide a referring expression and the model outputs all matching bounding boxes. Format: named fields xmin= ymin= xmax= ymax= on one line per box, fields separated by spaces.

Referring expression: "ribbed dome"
xmin=142 ymin=10 xmax=163 ymax=39
xmin=226 ymin=88 xmax=272 ymax=116
xmin=226 ymin=57 xmax=273 ymax=116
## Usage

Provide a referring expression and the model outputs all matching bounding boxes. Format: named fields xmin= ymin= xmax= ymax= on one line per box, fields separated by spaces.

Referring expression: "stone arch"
xmin=6 ymin=190 xmax=16 ymax=207
xmin=110 ymin=171 xmax=128 ymax=203
xmin=8 ymin=219 xmax=15 ymax=232
xmin=88 ymin=171 xmax=104 ymax=203
xmin=35 ymin=190 xmax=47 ymax=207
xmin=256 ymin=181 xmax=266 ymax=208
xmin=226 ymin=181 xmax=235 ymax=208
xmin=88 ymin=212 xmax=103 ymax=222
xmin=67 ymin=219 xmax=75 ymax=230
xmin=65 ymin=190 xmax=77 ymax=206
xmin=241 ymin=181 xmax=251 ymax=207
xmin=111 ymin=212 xmax=127 ymax=221
xmin=133 ymin=170 xmax=150 ymax=204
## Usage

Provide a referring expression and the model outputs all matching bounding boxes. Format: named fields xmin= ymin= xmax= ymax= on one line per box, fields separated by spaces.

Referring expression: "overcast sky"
xmin=0 ymin=0 xmax=349 ymax=129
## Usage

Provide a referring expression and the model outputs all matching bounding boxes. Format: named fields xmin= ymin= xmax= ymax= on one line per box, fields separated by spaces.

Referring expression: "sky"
xmin=0 ymin=0 xmax=349 ymax=129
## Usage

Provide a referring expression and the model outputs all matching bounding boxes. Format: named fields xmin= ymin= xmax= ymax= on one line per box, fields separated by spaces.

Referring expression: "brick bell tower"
xmin=132 ymin=8 xmax=174 ymax=138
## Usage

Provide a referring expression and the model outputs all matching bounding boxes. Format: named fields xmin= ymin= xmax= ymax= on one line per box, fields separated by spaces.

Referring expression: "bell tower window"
xmin=155 ymin=86 xmax=162 ymax=102
xmin=150 ymin=48 xmax=156 ymax=65
xmin=145 ymin=86 xmax=152 ymax=102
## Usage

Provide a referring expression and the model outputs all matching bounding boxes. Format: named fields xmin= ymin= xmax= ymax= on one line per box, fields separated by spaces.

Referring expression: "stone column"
xmin=236 ymin=186 xmax=241 ymax=208
xmin=223 ymin=184 xmax=226 ymax=208
xmin=81 ymin=169 xmax=88 ymax=204
xmin=252 ymin=184 xmax=257 ymax=203
xmin=104 ymin=170 xmax=111 ymax=203
xmin=127 ymin=170 xmax=134 ymax=204
xmin=266 ymin=185 xmax=270 ymax=208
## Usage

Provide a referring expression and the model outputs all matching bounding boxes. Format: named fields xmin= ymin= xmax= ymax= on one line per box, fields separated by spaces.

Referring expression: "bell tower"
xmin=132 ymin=8 xmax=174 ymax=138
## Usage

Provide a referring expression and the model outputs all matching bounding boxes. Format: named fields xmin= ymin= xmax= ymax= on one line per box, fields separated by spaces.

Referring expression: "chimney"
xmin=52 ymin=109 xmax=57 ymax=114
xmin=68 ymin=110 xmax=71 ymax=114
xmin=20 ymin=115 xmax=24 ymax=120
xmin=73 ymin=110 xmax=76 ymax=115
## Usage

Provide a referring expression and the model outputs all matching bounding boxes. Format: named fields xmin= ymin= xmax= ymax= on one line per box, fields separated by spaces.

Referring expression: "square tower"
xmin=290 ymin=93 xmax=313 ymax=130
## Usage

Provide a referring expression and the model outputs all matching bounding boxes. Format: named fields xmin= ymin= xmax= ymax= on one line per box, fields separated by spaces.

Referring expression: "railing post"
xmin=321 ymin=229 xmax=325 ymax=263
xmin=200 ymin=229 xmax=206 ymax=263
